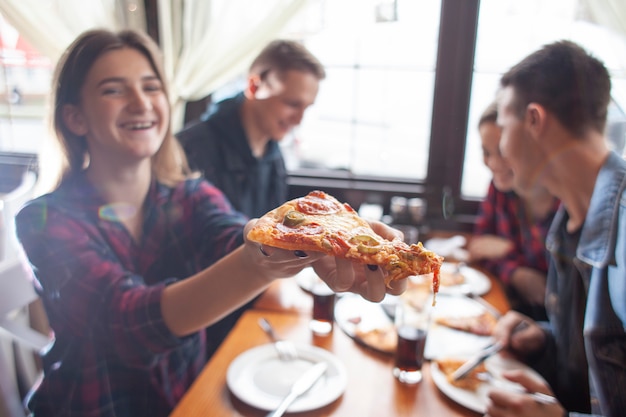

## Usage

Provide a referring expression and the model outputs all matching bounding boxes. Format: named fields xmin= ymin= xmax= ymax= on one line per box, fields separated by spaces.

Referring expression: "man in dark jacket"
xmin=177 ymin=40 xmax=326 ymax=218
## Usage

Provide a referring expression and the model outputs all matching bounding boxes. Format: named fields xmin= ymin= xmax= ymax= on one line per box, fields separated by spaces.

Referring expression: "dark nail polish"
xmin=294 ymin=250 xmax=308 ymax=258
xmin=367 ymin=264 xmax=378 ymax=271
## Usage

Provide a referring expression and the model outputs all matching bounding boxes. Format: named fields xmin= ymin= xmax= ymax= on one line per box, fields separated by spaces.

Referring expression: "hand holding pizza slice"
xmin=247 ymin=190 xmax=444 ymax=299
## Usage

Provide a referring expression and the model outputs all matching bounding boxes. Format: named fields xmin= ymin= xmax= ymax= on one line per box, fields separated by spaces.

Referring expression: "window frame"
xmin=149 ymin=0 xmax=483 ymax=232
xmin=288 ymin=0 xmax=482 ymax=232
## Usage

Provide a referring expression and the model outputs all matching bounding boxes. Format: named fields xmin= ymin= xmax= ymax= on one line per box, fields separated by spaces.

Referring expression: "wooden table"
xmin=170 ymin=266 xmax=510 ymax=417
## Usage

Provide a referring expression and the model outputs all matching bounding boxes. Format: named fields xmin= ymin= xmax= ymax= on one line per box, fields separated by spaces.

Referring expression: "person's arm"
xmin=509 ymin=266 xmax=547 ymax=305
xmin=486 ymin=369 xmax=566 ymax=417
xmin=161 ymin=219 xmax=405 ymax=337
xmin=469 ymin=183 xmax=515 ymax=262
xmin=486 ymin=312 xmax=572 ymax=417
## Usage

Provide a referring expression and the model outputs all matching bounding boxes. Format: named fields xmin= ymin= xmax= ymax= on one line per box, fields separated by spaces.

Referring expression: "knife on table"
xmin=266 ymin=361 xmax=328 ymax=417
xmin=450 ymin=341 xmax=504 ymax=381
xmin=451 ymin=320 xmax=530 ymax=381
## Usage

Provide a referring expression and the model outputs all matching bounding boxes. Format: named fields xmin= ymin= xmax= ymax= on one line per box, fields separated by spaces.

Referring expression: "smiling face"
xmin=479 ymin=121 xmax=515 ymax=192
xmin=63 ymin=47 xmax=169 ymax=169
xmin=250 ymin=69 xmax=320 ymax=141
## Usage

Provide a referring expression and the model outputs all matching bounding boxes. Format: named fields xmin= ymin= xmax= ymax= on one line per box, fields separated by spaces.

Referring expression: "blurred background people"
xmin=467 ymin=102 xmax=559 ymax=321
xmin=176 ymin=39 xmax=326 ymax=219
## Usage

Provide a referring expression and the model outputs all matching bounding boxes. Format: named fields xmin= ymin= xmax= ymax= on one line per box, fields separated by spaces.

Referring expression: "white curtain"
xmin=157 ymin=0 xmax=309 ymax=131
xmin=0 ymin=0 xmax=145 ymax=62
xmin=579 ymin=0 xmax=626 ymax=38
xmin=4 ymin=0 xmax=621 ymax=132
xmin=1 ymin=0 xmax=310 ymax=131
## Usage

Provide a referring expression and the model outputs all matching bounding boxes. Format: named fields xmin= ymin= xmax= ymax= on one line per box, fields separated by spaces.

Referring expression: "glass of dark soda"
xmin=393 ymin=288 xmax=431 ymax=384
xmin=309 ymin=279 xmax=336 ymax=335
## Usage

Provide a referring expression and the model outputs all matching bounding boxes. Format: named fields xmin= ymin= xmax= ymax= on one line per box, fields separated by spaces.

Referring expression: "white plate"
xmin=438 ymin=262 xmax=491 ymax=296
xmin=226 ymin=343 xmax=347 ymax=412
xmin=334 ymin=293 xmax=398 ymax=354
xmin=427 ymin=294 xmax=496 ymax=360
xmin=334 ymin=294 xmax=494 ymax=359
xmin=431 ymin=353 xmax=547 ymax=414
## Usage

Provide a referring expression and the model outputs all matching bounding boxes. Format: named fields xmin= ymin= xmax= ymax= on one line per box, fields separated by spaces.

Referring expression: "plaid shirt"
xmin=16 ymin=174 xmax=247 ymax=417
xmin=473 ymin=182 xmax=558 ymax=285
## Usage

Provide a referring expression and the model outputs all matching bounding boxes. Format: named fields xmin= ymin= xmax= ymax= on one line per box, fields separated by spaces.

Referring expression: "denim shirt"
xmin=544 ymin=151 xmax=626 ymax=417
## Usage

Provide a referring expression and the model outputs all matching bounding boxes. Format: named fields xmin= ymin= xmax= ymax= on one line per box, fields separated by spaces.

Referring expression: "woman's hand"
xmin=242 ymin=219 xmax=408 ymax=303
xmin=313 ymin=221 xmax=407 ymax=302
xmin=467 ymin=234 xmax=514 ymax=261
xmin=241 ymin=219 xmax=325 ymax=280
xmin=486 ymin=370 xmax=565 ymax=417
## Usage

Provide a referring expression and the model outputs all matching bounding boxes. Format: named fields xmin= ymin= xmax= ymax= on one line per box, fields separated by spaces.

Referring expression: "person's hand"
xmin=510 ymin=267 xmax=547 ymax=305
xmin=486 ymin=369 xmax=565 ymax=417
xmin=467 ymin=234 xmax=513 ymax=261
xmin=312 ymin=220 xmax=407 ymax=302
xmin=493 ymin=311 xmax=546 ymax=356
xmin=242 ymin=219 xmax=408 ymax=303
xmin=242 ymin=219 xmax=325 ymax=279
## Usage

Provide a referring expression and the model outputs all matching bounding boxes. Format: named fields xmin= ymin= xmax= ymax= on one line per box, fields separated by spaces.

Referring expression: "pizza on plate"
xmin=435 ymin=312 xmax=497 ymax=336
xmin=353 ymin=324 xmax=397 ymax=354
xmin=247 ymin=190 xmax=444 ymax=292
xmin=436 ymin=358 xmax=487 ymax=391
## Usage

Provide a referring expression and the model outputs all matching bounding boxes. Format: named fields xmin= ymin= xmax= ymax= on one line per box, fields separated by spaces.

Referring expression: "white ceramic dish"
xmin=438 ymin=262 xmax=492 ymax=296
xmin=226 ymin=343 xmax=347 ymax=412
xmin=430 ymin=353 xmax=547 ymax=414
xmin=334 ymin=294 xmax=495 ymax=359
xmin=333 ymin=293 xmax=398 ymax=355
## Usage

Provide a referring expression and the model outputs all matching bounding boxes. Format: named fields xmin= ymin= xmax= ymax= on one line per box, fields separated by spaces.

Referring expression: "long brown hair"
xmin=50 ymin=29 xmax=193 ymax=187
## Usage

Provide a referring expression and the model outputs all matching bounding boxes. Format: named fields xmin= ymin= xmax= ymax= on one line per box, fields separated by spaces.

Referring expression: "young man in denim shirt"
xmin=486 ymin=41 xmax=626 ymax=417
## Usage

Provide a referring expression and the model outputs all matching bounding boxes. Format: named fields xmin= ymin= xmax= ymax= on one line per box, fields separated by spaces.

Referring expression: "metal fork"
xmin=258 ymin=317 xmax=298 ymax=361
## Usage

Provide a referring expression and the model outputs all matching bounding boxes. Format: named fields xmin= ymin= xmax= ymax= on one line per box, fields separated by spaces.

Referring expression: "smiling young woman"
xmin=13 ymin=29 xmax=407 ymax=417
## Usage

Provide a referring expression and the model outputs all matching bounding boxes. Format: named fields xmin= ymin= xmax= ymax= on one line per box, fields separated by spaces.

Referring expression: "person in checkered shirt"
xmin=15 ymin=29 xmax=405 ymax=417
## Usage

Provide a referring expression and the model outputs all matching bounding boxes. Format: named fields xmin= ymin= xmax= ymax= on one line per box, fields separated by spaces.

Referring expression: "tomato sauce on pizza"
xmin=247 ymin=190 xmax=443 ymax=295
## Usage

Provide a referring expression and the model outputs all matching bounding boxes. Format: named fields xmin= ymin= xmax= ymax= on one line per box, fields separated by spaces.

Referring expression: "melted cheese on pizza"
xmin=247 ymin=191 xmax=444 ymax=290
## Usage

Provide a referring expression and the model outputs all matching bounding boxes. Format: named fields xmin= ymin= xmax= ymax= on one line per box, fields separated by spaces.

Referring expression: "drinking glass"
xmin=309 ymin=279 xmax=336 ymax=336
xmin=393 ymin=288 xmax=431 ymax=384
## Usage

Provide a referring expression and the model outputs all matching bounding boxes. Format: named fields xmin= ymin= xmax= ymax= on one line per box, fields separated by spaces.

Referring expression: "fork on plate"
xmin=258 ymin=317 xmax=299 ymax=361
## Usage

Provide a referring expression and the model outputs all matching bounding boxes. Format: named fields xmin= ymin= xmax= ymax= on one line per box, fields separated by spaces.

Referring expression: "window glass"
xmin=0 ymin=15 xmax=52 ymax=153
xmin=281 ymin=0 xmax=442 ymax=179
xmin=462 ymin=0 xmax=626 ymax=198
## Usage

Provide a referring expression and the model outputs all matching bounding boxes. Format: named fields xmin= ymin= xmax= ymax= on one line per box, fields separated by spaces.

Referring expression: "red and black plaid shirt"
xmin=16 ymin=174 xmax=247 ymax=417
xmin=473 ymin=182 xmax=559 ymax=285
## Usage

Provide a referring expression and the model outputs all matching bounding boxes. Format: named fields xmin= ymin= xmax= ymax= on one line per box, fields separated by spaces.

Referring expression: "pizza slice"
xmin=436 ymin=358 xmax=487 ymax=391
xmin=247 ymin=190 xmax=444 ymax=293
xmin=354 ymin=324 xmax=397 ymax=354
xmin=435 ymin=312 xmax=497 ymax=336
